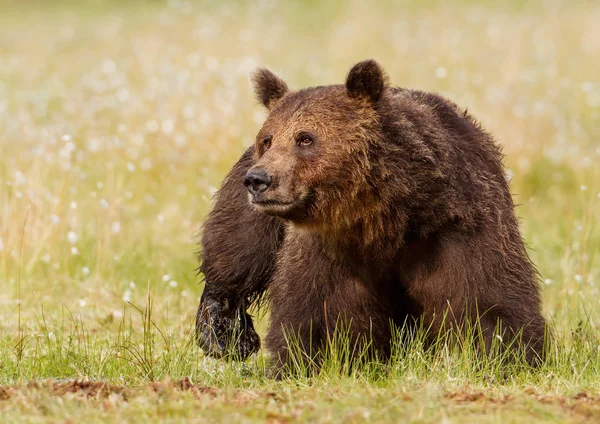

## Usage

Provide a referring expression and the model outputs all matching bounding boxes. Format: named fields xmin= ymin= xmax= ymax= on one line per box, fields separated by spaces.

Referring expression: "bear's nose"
xmin=243 ymin=168 xmax=272 ymax=195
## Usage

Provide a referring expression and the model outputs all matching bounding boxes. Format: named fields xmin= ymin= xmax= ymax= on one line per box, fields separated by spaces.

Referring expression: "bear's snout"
xmin=243 ymin=168 xmax=272 ymax=196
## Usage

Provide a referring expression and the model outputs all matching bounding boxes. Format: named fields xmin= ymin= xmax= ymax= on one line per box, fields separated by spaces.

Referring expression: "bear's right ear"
xmin=345 ymin=59 xmax=388 ymax=103
xmin=251 ymin=68 xmax=289 ymax=110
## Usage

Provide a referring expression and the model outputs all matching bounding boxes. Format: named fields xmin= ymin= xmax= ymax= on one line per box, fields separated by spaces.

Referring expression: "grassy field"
xmin=1 ymin=0 xmax=599 ymax=422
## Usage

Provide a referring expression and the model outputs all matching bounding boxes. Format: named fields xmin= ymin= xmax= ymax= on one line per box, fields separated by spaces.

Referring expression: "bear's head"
xmin=244 ymin=60 xmax=394 ymax=233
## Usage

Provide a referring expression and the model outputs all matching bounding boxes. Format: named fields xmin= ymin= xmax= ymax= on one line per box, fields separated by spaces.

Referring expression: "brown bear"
xmin=196 ymin=59 xmax=547 ymax=371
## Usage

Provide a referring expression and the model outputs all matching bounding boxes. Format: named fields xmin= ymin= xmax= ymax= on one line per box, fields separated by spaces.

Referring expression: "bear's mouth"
xmin=252 ymin=198 xmax=296 ymax=210
xmin=252 ymin=198 xmax=294 ymax=206
xmin=249 ymin=188 xmax=314 ymax=220
xmin=250 ymin=196 xmax=307 ymax=219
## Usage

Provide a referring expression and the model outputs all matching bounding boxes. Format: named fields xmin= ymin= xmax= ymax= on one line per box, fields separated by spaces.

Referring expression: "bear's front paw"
xmin=196 ymin=295 xmax=260 ymax=361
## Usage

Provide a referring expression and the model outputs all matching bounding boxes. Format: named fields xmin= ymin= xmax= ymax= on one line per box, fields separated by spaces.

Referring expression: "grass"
xmin=1 ymin=0 xmax=599 ymax=422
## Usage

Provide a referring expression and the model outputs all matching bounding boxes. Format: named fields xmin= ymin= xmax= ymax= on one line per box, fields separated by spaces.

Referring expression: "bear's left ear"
xmin=345 ymin=59 xmax=388 ymax=103
xmin=251 ymin=68 xmax=289 ymax=110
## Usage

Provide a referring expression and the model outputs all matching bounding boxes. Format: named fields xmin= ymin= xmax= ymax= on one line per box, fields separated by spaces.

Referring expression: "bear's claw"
xmin=196 ymin=294 xmax=260 ymax=361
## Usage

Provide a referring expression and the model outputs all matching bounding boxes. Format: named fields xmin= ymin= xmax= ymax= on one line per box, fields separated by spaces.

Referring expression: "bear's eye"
xmin=262 ymin=135 xmax=272 ymax=150
xmin=296 ymin=133 xmax=314 ymax=147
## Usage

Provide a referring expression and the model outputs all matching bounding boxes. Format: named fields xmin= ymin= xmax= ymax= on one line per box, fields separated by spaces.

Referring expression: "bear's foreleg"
xmin=401 ymin=230 xmax=547 ymax=365
xmin=196 ymin=146 xmax=284 ymax=360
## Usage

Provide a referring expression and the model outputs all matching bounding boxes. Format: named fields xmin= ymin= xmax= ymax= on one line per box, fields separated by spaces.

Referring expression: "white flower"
xmin=82 ymin=267 xmax=90 ymax=276
xmin=123 ymin=290 xmax=132 ymax=302
xmin=169 ymin=280 xmax=178 ymax=288
xmin=102 ymin=60 xmax=116 ymax=74
xmin=67 ymin=231 xmax=78 ymax=244
xmin=162 ymin=274 xmax=171 ymax=282
xmin=111 ymin=222 xmax=121 ymax=234
xmin=161 ymin=119 xmax=175 ymax=134
xmin=59 ymin=142 xmax=76 ymax=158
xmin=117 ymin=88 xmax=129 ymax=102
xmin=15 ymin=171 xmax=26 ymax=185
xmin=140 ymin=158 xmax=153 ymax=170
xmin=435 ymin=67 xmax=447 ymax=79
xmin=581 ymin=81 xmax=593 ymax=92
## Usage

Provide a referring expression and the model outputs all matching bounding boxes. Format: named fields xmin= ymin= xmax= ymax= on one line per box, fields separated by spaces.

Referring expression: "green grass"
xmin=1 ymin=0 xmax=599 ymax=422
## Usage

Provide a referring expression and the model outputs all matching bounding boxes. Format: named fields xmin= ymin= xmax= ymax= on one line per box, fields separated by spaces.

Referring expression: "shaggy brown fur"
xmin=196 ymin=60 xmax=547 ymax=370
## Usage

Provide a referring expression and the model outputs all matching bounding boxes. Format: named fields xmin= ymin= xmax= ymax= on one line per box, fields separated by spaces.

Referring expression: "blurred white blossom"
xmin=67 ymin=231 xmax=78 ymax=244
xmin=111 ymin=222 xmax=121 ymax=234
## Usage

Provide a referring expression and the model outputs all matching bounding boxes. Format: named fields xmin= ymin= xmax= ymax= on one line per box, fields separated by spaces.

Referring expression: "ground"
xmin=0 ymin=0 xmax=599 ymax=422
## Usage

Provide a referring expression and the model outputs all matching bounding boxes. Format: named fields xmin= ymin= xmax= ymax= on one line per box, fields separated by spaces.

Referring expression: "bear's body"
xmin=196 ymin=60 xmax=547 ymax=369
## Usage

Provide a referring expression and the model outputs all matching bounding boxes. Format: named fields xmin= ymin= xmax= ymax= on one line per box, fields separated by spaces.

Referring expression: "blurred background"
xmin=0 ymin=0 xmax=598 ymax=338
